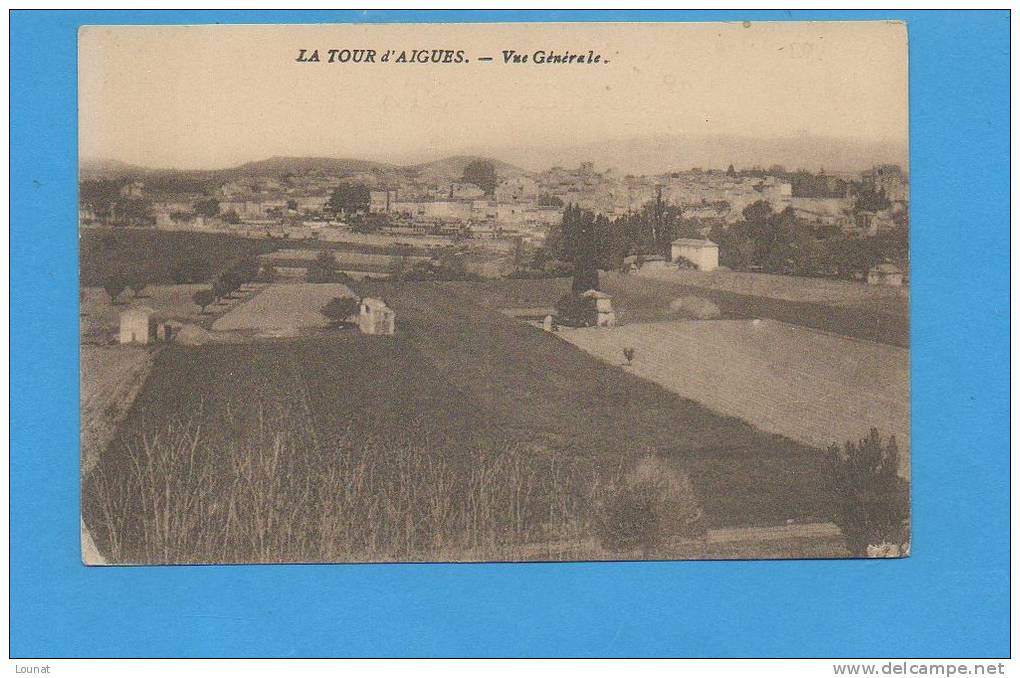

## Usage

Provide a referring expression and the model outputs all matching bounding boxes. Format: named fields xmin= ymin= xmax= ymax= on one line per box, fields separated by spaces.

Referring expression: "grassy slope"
xmin=358 ymin=281 xmax=831 ymax=528
xmin=86 ymin=279 xmax=843 ymax=562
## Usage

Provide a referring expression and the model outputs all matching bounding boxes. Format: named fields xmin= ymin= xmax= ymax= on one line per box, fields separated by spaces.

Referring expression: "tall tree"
xmin=307 ymin=249 xmax=340 ymax=283
xmin=460 ymin=159 xmax=498 ymax=195
xmin=635 ymin=191 xmax=685 ymax=256
xmin=566 ymin=205 xmax=599 ymax=293
xmin=103 ymin=274 xmax=128 ymax=303
xmin=326 ymin=184 xmax=371 ymax=215
xmin=192 ymin=289 xmax=215 ymax=314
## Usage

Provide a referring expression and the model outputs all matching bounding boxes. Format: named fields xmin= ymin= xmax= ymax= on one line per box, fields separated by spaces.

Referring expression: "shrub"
xmin=674 ymin=255 xmax=698 ymax=269
xmin=597 ymin=455 xmax=705 ymax=556
xmin=192 ymin=289 xmax=216 ymax=314
xmin=212 ymin=277 xmax=232 ymax=301
xmin=234 ymin=255 xmax=260 ymax=282
xmin=306 ymin=250 xmax=340 ymax=283
xmin=321 ymin=296 xmax=360 ymax=328
xmin=216 ymin=270 xmax=242 ymax=298
xmin=823 ymin=428 xmax=909 ymax=556
xmin=554 ymin=292 xmax=596 ymax=327
xmin=668 ymin=295 xmax=721 ymax=320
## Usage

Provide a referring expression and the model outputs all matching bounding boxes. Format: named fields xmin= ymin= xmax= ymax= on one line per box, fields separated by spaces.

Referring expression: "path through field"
xmin=561 ymin=319 xmax=909 ymax=475
xmin=80 ymin=345 xmax=157 ymax=564
xmin=80 ymin=346 xmax=154 ymax=475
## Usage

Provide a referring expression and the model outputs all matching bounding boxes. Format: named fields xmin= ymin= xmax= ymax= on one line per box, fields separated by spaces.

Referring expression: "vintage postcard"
xmin=79 ymin=21 xmax=909 ymax=564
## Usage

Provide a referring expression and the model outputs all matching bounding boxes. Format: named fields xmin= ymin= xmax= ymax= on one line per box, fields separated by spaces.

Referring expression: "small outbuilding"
xmin=358 ymin=297 xmax=396 ymax=335
xmin=119 ymin=307 xmax=181 ymax=344
xmin=581 ymin=289 xmax=616 ymax=328
xmin=867 ymin=262 xmax=904 ymax=287
xmin=119 ymin=306 xmax=158 ymax=345
xmin=671 ymin=238 xmax=719 ymax=272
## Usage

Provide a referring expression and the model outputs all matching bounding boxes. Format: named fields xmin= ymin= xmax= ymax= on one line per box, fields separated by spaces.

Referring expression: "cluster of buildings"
xmin=369 ymin=162 xmax=908 ymax=241
xmin=90 ymin=159 xmax=908 ymax=246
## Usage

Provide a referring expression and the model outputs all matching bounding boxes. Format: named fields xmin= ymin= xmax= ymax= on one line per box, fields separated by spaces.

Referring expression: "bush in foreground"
xmin=596 ymin=454 xmax=705 ymax=556
xmin=668 ymin=296 xmax=721 ymax=320
xmin=823 ymin=428 xmax=909 ymax=556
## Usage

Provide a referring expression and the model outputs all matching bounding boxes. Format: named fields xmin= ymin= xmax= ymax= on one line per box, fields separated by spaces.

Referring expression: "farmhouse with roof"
xmin=119 ymin=307 xmax=180 ymax=345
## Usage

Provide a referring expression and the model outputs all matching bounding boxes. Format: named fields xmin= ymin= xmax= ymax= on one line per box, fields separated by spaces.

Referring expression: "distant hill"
xmin=483 ymin=134 xmax=909 ymax=175
xmin=80 ymin=135 xmax=904 ymax=183
xmin=79 ymin=157 xmax=154 ymax=180
xmin=228 ymin=156 xmax=395 ymax=178
xmin=408 ymin=155 xmax=530 ymax=182
xmin=79 ymin=154 xmax=531 ymax=185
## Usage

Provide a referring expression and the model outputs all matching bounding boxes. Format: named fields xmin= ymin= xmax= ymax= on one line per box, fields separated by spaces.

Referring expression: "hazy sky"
xmin=79 ymin=21 xmax=908 ymax=170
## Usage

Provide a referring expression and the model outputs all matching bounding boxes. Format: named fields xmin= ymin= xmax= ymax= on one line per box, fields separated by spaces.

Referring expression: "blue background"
xmin=10 ymin=10 xmax=1010 ymax=658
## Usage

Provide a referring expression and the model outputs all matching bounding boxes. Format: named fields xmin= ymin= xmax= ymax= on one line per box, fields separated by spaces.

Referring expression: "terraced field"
xmin=262 ymin=248 xmax=430 ymax=275
xmin=357 ymin=282 xmax=835 ymax=528
xmin=211 ymin=282 xmax=354 ymax=332
xmin=559 ymin=319 xmax=910 ymax=475
xmin=635 ymin=268 xmax=909 ymax=312
xmin=605 ymin=272 xmax=909 ymax=346
xmin=438 ymin=274 xmax=909 ymax=347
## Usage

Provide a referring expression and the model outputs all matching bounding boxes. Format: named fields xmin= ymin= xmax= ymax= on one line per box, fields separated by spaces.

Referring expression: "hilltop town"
xmin=79 ymin=154 xmax=909 ymax=283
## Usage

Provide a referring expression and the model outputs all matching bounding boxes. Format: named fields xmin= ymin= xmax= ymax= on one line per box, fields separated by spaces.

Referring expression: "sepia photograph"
xmin=78 ymin=21 xmax=910 ymax=565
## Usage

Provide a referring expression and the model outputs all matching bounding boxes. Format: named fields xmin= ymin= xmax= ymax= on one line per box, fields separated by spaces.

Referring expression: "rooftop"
xmin=672 ymin=238 xmax=718 ymax=247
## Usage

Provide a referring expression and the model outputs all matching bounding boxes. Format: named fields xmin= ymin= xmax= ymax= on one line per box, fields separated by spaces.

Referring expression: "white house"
xmin=119 ymin=307 xmax=156 ymax=344
xmin=358 ymin=298 xmax=396 ymax=335
xmin=671 ymin=238 xmax=719 ymax=271
xmin=867 ymin=263 xmax=904 ymax=287
xmin=119 ymin=307 xmax=180 ymax=344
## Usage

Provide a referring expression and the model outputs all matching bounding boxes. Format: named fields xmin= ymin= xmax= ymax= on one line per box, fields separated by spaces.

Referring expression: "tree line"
xmin=547 ymin=198 xmax=908 ymax=281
